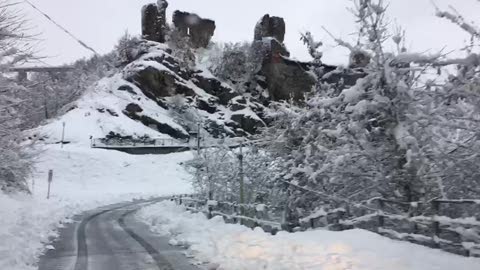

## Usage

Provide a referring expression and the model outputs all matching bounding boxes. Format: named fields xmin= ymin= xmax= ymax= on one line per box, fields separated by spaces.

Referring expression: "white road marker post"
xmin=61 ymin=122 xmax=66 ymax=148
xmin=47 ymin=169 xmax=53 ymax=199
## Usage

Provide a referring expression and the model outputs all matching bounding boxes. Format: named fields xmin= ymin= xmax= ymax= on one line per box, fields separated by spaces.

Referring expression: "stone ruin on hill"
xmin=142 ymin=1 xmax=215 ymax=49
xmin=253 ymin=14 xmax=316 ymax=101
xmin=172 ymin=11 xmax=216 ymax=49
xmin=141 ymin=1 xmax=366 ymax=103
xmin=141 ymin=1 xmax=169 ymax=43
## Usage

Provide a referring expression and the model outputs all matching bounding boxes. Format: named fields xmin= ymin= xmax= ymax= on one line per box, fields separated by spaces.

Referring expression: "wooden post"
xmin=431 ymin=200 xmax=441 ymax=247
xmin=47 ymin=170 xmax=53 ymax=199
xmin=233 ymin=204 xmax=238 ymax=223
xmin=207 ymin=199 xmax=213 ymax=220
xmin=238 ymin=142 xmax=245 ymax=224
xmin=377 ymin=199 xmax=385 ymax=230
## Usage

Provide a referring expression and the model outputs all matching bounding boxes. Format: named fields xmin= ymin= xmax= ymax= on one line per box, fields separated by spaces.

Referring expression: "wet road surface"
xmin=38 ymin=199 xmax=201 ymax=270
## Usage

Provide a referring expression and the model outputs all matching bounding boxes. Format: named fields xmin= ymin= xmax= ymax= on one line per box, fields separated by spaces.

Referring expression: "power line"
xmin=23 ymin=0 xmax=99 ymax=55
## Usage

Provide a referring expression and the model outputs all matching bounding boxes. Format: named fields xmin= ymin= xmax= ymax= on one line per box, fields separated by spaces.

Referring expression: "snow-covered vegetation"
xmin=0 ymin=0 xmax=35 ymax=193
xmin=189 ymin=0 xmax=480 ymax=256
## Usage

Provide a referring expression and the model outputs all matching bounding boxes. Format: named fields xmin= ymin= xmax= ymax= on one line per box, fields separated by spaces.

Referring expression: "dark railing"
xmin=171 ymin=195 xmax=283 ymax=234
xmin=172 ymin=195 xmax=480 ymax=257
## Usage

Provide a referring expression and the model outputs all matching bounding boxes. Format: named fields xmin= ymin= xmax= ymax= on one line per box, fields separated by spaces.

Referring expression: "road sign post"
xmin=47 ymin=170 xmax=53 ymax=199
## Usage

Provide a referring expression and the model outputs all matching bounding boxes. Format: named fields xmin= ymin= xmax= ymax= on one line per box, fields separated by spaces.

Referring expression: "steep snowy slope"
xmin=32 ymin=41 xmax=266 ymax=148
xmin=32 ymin=74 xmax=187 ymax=146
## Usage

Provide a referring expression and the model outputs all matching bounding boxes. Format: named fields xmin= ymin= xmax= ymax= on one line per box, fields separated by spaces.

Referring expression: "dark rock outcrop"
xmin=123 ymin=110 xmax=189 ymax=140
xmin=127 ymin=66 xmax=177 ymax=98
xmin=253 ymin=17 xmax=315 ymax=101
xmin=125 ymin=103 xmax=143 ymax=113
xmin=196 ymin=98 xmax=217 ymax=114
xmin=254 ymin=14 xmax=286 ymax=42
xmin=173 ymin=11 xmax=216 ymax=48
xmin=230 ymin=114 xmax=264 ymax=134
xmin=142 ymin=1 xmax=169 ymax=43
xmin=192 ymin=73 xmax=237 ymax=105
xmin=117 ymin=85 xmax=137 ymax=95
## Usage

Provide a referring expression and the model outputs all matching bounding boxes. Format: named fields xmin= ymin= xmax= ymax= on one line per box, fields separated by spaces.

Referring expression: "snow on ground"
xmin=138 ymin=201 xmax=480 ymax=270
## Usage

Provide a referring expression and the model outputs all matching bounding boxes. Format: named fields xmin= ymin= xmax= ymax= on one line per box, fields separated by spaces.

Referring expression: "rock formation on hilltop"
xmin=142 ymin=1 xmax=169 ymax=43
xmin=115 ymin=1 xmax=366 ymax=140
xmin=172 ymin=11 xmax=216 ymax=49
xmin=254 ymin=14 xmax=286 ymax=43
xmin=253 ymin=14 xmax=316 ymax=101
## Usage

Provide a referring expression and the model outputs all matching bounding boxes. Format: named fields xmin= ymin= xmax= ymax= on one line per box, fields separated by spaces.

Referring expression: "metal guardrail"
xmin=91 ymin=138 xmax=193 ymax=149
xmin=90 ymin=137 xmax=251 ymax=149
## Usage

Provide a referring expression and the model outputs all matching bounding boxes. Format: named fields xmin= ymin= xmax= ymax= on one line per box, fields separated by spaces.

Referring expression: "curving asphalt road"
xmin=38 ymin=199 xmax=202 ymax=270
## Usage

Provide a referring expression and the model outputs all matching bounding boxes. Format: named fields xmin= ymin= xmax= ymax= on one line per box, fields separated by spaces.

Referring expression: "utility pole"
xmin=238 ymin=141 xmax=245 ymax=221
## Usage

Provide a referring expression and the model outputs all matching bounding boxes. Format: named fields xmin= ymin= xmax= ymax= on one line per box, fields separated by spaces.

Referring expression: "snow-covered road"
xmin=38 ymin=199 xmax=200 ymax=270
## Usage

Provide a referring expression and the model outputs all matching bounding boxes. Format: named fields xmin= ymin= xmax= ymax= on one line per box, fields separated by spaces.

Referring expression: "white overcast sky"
xmin=20 ymin=0 xmax=480 ymax=66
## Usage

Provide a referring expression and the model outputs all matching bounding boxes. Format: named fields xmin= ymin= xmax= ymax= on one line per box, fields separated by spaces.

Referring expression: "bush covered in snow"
xmin=0 ymin=1 xmax=35 ymax=192
xmin=189 ymin=1 xmax=480 ymax=251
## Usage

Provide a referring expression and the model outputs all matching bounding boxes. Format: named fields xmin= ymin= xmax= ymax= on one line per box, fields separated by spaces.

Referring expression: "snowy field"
xmin=0 ymin=144 xmax=194 ymax=270
xmin=138 ymin=201 xmax=480 ymax=270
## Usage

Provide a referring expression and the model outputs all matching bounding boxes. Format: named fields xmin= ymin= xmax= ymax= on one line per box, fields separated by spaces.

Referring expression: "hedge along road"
xmin=38 ymin=199 xmax=201 ymax=270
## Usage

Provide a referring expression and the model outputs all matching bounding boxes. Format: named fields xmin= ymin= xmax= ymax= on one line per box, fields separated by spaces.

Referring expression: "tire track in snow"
xmin=118 ymin=208 xmax=175 ymax=270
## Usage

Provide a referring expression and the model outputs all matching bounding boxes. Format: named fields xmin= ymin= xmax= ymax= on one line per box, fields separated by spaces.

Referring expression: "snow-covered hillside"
xmin=32 ymin=75 xmax=185 ymax=147
xmin=31 ymin=40 xmax=267 ymax=149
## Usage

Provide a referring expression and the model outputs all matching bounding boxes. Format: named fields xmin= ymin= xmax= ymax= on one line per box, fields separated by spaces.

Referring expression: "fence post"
xmin=233 ymin=204 xmax=238 ymax=224
xmin=47 ymin=170 xmax=53 ymax=199
xmin=377 ymin=199 xmax=385 ymax=231
xmin=431 ymin=200 xmax=441 ymax=247
xmin=238 ymin=142 xmax=245 ymax=225
xmin=310 ymin=217 xmax=315 ymax=229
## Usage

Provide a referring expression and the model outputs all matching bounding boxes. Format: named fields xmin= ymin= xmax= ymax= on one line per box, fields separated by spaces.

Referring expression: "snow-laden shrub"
xmin=0 ymin=1 xmax=34 ymax=192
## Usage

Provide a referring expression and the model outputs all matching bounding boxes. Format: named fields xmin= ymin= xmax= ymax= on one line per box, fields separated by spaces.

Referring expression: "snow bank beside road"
xmin=0 ymin=144 xmax=194 ymax=270
xmin=138 ymin=201 xmax=480 ymax=270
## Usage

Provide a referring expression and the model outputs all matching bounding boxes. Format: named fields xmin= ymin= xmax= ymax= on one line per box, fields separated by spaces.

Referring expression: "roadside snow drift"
xmin=138 ymin=201 xmax=480 ymax=270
